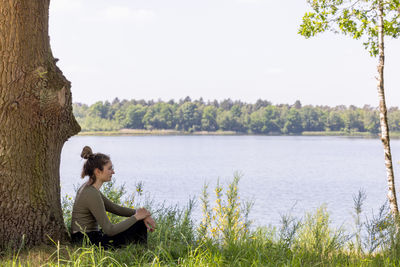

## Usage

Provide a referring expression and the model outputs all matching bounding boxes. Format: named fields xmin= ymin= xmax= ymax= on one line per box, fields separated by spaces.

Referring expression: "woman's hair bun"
xmin=81 ymin=146 xmax=93 ymax=159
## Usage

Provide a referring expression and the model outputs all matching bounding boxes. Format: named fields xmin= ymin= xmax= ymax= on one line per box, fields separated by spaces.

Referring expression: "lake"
xmin=60 ymin=135 xmax=400 ymax=230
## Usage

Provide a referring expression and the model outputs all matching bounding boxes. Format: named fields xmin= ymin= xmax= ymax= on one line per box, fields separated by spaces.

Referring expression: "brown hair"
xmin=81 ymin=146 xmax=110 ymax=185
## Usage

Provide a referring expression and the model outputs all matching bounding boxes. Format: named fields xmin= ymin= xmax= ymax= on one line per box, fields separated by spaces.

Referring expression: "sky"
xmin=49 ymin=0 xmax=400 ymax=107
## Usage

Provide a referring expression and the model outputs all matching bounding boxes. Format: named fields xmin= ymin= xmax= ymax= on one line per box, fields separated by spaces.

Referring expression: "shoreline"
xmin=76 ymin=129 xmax=400 ymax=138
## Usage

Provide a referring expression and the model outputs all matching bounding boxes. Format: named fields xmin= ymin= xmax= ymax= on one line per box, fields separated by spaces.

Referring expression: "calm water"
xmin=60 ymin=135 xmax=400 ymax=229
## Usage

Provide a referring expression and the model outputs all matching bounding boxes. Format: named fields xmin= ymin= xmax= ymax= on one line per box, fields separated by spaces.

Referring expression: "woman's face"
xmin=96 ymin=161 xmax=114 ymax=183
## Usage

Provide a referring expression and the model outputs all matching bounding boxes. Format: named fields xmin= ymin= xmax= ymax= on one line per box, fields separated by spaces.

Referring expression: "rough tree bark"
xmin=376 ymin=0 xmax=399 ymax=217
xmin=0 ymin=0 xmax=80 ymax=247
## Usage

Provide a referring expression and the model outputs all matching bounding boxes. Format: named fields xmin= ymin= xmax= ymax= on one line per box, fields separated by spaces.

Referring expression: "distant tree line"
xmin=73 ymin=97 xmax=400 ymax=134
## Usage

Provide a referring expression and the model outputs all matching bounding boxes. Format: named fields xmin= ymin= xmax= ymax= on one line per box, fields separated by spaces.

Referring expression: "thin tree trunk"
xmin=0 ymin=0 xmax=80 ymax=248
xmin=376 ymin=1 xmax=399 ymax=217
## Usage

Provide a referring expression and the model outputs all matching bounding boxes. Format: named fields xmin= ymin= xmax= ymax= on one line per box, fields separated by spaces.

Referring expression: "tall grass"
xmin=3 ymin=176 xmax=400 ymax=266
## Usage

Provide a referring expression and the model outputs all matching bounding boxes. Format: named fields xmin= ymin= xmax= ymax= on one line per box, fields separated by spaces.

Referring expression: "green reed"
xmin=3 ymin=176 xmax=400 ymax=266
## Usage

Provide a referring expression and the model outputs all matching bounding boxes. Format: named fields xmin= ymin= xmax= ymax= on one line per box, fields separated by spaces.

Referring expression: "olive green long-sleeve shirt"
xmin=71 ymin=184 xmax=137 ymax=236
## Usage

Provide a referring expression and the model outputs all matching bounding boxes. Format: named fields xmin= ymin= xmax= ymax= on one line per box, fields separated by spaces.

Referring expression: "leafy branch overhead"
xmin=299 ymin=0 xmax=400 ymax=56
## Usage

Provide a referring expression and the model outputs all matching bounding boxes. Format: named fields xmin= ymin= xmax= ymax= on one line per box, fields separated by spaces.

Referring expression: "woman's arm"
xmin=100 ymin=192 xmax=136 ymax=217
xmin=84 ymin=187 xmax=137 ymax=236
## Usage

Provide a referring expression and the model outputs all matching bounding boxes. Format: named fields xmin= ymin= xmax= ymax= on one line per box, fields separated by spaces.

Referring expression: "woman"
xmin=71 ymin=146 xmax=156 ymax=247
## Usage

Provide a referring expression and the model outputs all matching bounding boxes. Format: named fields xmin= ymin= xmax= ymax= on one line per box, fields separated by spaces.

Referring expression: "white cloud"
xmin=63 ymin=64 xmax=98 ymax=75
xmin=50 ymin=0 xmax=83 ymax=12
xmin=264 ymin=67 xmax=284 ymax=75
xmin=236 ymin=0 xmax=265 ymax=3
xmin=104 ymin=6 xmax=156 ymax=23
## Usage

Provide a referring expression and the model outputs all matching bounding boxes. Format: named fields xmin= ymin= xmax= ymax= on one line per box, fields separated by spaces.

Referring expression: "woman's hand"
xmin=134 ymin=208 xmax=151 ymax=221
xmin=144 ymin=216 xmax=156 ymax=232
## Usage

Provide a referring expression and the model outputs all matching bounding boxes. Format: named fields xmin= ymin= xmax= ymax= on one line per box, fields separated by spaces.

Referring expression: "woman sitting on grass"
xmin=71 ymin=146 xmax=156 ymax=247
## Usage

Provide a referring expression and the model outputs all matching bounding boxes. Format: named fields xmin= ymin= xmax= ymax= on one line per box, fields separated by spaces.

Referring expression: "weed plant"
xmin=3 ymin=176 xmax=400 ymax=266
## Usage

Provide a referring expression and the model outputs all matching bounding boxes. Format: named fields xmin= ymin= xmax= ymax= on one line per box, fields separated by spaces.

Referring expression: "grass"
xmin=2 ymin=175 xmax=400 ymax=266
xmin=77 ymin=129 xmax=238 ymax=136
xmin=301 ymin=131 xmax=379 ymax=137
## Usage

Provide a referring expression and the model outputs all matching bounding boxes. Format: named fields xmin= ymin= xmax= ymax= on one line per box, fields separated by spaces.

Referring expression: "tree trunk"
xmin=0 ymin=0 xmax=80 ymax=248
xmin=376 ymin=1 xmax=399 ymax=217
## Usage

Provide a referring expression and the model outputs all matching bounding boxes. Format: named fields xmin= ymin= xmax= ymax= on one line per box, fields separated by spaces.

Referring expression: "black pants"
xmin=71 ymin=220 xmax=147 ymax=248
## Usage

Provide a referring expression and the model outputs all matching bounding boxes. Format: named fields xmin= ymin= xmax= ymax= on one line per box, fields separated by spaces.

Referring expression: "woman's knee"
xmin=136 ymin=220 xmax=147 ymax=231
xmin=126 ymin=220 xmax=147 ymax=233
